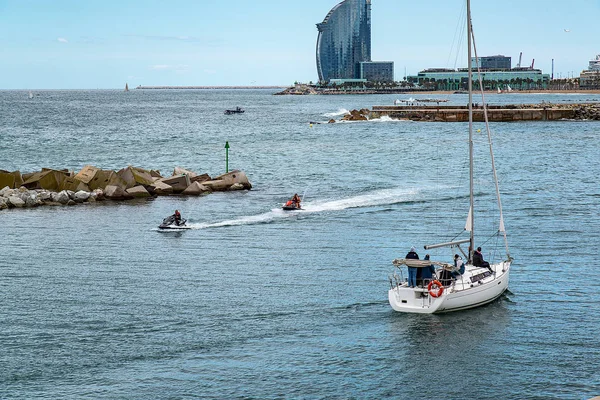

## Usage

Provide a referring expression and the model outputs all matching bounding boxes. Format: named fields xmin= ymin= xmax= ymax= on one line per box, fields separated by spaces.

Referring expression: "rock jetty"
xmin=0 ymin=166 xmax=251 ymax=211
xmin=274 ymin=84 xmax=319 ymax=95
xmin=329 ymin=103 xmax=600 ymax=122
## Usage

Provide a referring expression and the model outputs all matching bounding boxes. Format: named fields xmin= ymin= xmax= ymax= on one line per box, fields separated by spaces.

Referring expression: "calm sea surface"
xmin=1 ymin=89 xmax=599 ymax=399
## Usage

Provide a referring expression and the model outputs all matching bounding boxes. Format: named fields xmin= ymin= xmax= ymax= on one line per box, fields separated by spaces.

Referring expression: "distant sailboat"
xmin=29 ymin=91 xmax=33 ymax=99
xmin=497 ymin=87 xmax=501 ymax=94
xmin=125 ymin=83 xmax=129 ymax=92
xmin=507 ymin=84 xmax=513 ymax=92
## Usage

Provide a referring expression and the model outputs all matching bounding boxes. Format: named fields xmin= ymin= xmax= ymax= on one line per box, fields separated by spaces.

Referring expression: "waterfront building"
xmin=316 ymin=0 xmax=372 ymax=82
xmin=470 ymin=55 xmax=511 ymax=70
xmin=359 ymin=61 xmax=394 ymax=83
xmin=407 ymin=68 xmax=550 ymax=90
xmin=588 ymin=54 xmax=600 ymax=71
xmin=579 ymin=54 xmax=600 ymax=88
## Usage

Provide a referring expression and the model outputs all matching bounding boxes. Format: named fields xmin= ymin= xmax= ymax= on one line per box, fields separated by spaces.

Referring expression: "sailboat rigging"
xmin=125 ymin=83 xmax=129 ymax=92
xmin=387 ymin=0 xmax=512 ymax=314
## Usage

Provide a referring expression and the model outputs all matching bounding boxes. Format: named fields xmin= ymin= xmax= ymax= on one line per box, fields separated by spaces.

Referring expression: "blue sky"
xmin=0 ymin=0 xmax=598 ymax=89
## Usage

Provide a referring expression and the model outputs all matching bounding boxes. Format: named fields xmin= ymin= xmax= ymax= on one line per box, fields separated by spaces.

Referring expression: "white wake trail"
xmin=189 ymin=188 xmax=421 ymax=229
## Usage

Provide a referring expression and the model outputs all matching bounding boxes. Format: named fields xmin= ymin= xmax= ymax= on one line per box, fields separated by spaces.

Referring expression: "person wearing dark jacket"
xmin=405 ymin=247 xmax=419 ymax=287
xmin=418 ymin=254 xmax=437 ymax=286
xmin=473 ymin=246 xmax=492 ymax=272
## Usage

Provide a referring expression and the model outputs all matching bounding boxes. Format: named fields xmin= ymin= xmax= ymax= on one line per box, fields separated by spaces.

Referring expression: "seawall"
xmin=368 ymin=103 xmax=600 ymax=122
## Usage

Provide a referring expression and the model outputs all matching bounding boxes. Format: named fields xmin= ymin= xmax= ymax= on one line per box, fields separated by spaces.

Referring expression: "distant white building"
xmin=588 ymin=54 xmax=600 ymax=71
xmin=580 ymin=54 xmax=600 ymax=88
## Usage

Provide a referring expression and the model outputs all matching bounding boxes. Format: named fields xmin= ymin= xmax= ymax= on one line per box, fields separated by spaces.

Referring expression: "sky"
xmin=0 ymin=0 xmax=598 ymax=89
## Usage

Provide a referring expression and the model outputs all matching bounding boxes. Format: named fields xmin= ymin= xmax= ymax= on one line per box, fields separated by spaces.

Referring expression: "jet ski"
xmin=159 ymin=215 xmax=191 ymax=229
xmin=282 ymin=200 xmax=301 ymax=211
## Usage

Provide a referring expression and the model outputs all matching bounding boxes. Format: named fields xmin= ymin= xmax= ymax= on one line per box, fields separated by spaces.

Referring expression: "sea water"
xmin=1 ymin=89 xmax=600 ymax=399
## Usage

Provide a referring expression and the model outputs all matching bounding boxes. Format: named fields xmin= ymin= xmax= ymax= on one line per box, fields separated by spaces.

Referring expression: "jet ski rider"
xmin=292 ymin=193 xmax=301 ymax=208
xmin=173 ymin=210 xmax=182 ymax=226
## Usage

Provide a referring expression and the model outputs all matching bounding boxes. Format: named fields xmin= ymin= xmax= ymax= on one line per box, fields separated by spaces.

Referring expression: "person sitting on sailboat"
xmin=473 ymin=246 xmax=492 ymax=272
xmin=405 ymin=247 xmax=419 ymax=287
xmin=451 ymin=254 xmax=465 ymax=278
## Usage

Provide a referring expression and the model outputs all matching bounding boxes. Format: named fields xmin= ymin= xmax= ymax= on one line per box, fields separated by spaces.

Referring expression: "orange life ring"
xmin=428 ymin=280 xmax=444 ymax=298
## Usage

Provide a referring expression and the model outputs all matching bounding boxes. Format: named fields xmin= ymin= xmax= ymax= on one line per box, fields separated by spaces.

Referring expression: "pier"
xmin=368 ymin=103 xmax=600 ymax=122
xmin=136 ymin=85 xmax=286 ymax=90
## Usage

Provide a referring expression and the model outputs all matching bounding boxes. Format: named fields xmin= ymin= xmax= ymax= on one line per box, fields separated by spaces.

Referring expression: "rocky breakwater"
xmin=0 ymin=166 xmax=252 ymax=211
xmin=570 ymin=104 xmax=600 ymax=120
xmin=326 ymin=109 xmax=371 ymax=123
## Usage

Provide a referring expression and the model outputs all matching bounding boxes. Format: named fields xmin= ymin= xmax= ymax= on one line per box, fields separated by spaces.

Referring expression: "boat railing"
xmin=389 ymin=272 xmax=404 ymax=289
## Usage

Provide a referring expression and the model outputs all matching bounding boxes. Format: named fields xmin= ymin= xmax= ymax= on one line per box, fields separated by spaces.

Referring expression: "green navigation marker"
xmin=225 ymin=141 xmax=230 ymax=173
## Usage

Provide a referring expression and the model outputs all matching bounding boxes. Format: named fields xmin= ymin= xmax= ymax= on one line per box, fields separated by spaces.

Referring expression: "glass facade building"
xmin=359 ymin=61 xmax=394 ymax=82
xmin=470 ymin=55 xmax=512 ymax=70
xmin=316 ymin=0 xmax=371 ymax=82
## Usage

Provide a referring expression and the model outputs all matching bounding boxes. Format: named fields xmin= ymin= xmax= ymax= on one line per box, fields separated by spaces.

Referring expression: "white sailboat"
xmin=497 ymin=87 xmax=501 ymax=94
xmin=29 ymin=90 xmax=33 ymax=99
xmin=388 ymin=0 xmax=512 ymax=314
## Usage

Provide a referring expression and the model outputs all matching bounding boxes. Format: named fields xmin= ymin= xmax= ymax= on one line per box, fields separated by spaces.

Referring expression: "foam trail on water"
xmin=188 ymin=187 xmax=421 ymax=230
xmin=303 ymin=188 xmax=420 ymax=213
xmin=187 ymin=209 xmax=291 ymax=229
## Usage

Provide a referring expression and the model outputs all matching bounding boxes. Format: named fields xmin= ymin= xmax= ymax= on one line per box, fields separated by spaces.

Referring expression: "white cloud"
xmin=57 ymin=37 xmax=68 ymax=43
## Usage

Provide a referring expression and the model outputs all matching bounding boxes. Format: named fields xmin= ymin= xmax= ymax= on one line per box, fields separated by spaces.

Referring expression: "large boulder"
xmin=7 ymin=196 xmax=25 ymax=208
xmin=88 ymin=170 xmax=127 ymax=191
xmin=150 ymin=180 xmax=173 ymax=195
xmin=60 ymin=176 xmax=90 ymax=192
xmin=74 ymin=165 xmax=100 ymax=184
xmin=0 ymin=197 xmax=7 ymax=210
xmin=104 ymin=185 xmax=129 ymax=199
xmin=191 ymin=173 xmax=211 ymax=184
xmin=126 ymin=185 xmax=151 ymax=198
xmin=117 ymin=166 xmax=155 ymax=189
xmin=52 ymin=190 xmax=71 ymax=205
xmin=23 ymin=192 xmax=41 ymax=207
xmin=91 ymin=188 xmax=105 ymax=200
xmin=38 ymin=190 xmax=53 ymax=201
xmin=0 ymin=170 xmax=23 ymax=189
xmin=22 ymin=169 xmax=68 ymax=191
xmin=0 ymin=186 xmax=12 ymax=197
xmin=182 ymin=181 xmax=211 ymax=196
xmin=341 ymin=109 xmax=368 ymax=121
xmin=73 ymin=190 xmax=91 ymax=203
xmin=173 ymin=167 xmax=198 ymax=178
xmin=202 ymin=170 xmax=252 ymax=192
xmin=160 ymin=175 xmax=190 ymax=193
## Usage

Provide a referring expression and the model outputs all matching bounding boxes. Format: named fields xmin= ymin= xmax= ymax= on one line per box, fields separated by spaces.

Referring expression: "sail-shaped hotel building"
xmin=316 ymin=0 xmax=393 ymax=83
xmin=316 ymin=0 xmax=372 ymax=82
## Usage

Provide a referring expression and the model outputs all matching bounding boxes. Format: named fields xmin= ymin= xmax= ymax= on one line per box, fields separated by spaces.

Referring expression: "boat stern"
xmin=388 ymin=285 xmax=445 ymax=314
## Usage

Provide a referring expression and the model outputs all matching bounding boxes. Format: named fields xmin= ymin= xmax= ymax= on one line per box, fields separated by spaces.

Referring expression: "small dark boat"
xmin=224 ymin=107 xmax=245 ymax=115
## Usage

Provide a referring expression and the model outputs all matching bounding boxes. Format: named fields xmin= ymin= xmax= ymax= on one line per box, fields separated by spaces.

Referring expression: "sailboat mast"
xmin=467 ymin=0 xmax=474 ymax=262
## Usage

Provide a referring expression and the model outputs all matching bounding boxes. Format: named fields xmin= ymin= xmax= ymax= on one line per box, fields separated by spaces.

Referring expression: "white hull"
xmin=388 ymin=261 xmax=510 ymax=314
xmin=158 ymin=225 xmax=192 ymax=230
